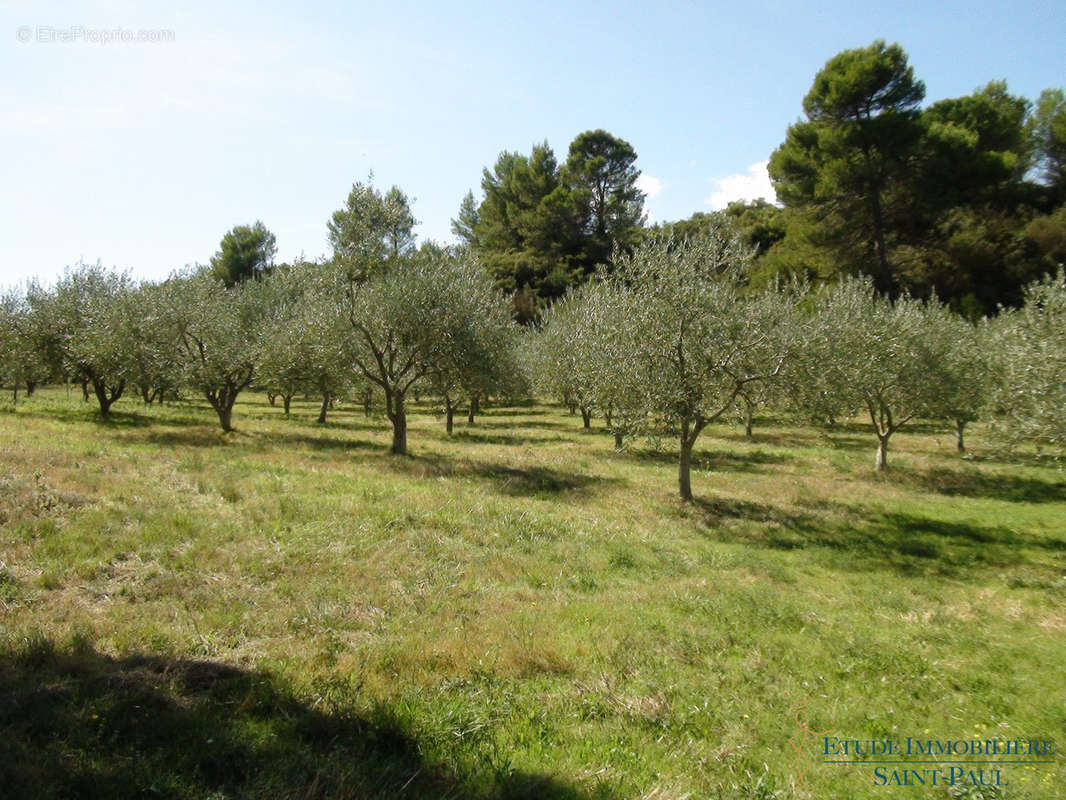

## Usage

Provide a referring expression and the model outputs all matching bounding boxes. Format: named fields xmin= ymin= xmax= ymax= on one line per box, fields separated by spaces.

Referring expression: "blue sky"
xmin=2 ymin=0 xmax=1063 ymax=286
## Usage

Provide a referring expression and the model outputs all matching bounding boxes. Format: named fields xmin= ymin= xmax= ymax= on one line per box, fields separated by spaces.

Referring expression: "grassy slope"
xmin=1 ymin=389 xmax=1064 ymax=799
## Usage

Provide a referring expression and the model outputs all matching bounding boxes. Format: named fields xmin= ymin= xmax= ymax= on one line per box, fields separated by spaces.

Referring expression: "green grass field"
xmin=1 ymin=388 xmax=1064 ymax=799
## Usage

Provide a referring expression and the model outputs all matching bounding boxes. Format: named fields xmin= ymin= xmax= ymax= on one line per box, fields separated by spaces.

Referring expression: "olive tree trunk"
xmin=387 ymin=391 xmax=408 ymax=455
xmin=678 ymin=416 xmax=707 ymax=502
xmin=91 ymin=376 xmax=125 ymax=419
xmin=876 ymin=435 xmax=889 ymax=471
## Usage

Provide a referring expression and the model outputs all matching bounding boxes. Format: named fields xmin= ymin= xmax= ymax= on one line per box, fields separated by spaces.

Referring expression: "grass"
xmin=1 ymin=388 xmax=1064 ymax=799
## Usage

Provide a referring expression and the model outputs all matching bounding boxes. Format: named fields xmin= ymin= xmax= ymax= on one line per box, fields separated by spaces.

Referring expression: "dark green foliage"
xmin=458 ymin=131 xmax=646 ymax=320
xmin=1032 ymin=88 xmax=1066 ymax=204
xmin=209 ymin=221 xmax=277 ymax=287
xmin=768 ymin=40 xmax=1064 ymax=312
xmin=561 ymin=129 xmax=644 ymax=268
xmin=769 ymin=40 xmax=925 ymax=296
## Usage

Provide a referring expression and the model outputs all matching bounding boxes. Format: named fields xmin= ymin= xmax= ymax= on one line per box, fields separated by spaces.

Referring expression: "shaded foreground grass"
xmin=0 ymin=636 xmax=586 ymax=799
xmin=1 ymin=389 xmax=1064 ymax=798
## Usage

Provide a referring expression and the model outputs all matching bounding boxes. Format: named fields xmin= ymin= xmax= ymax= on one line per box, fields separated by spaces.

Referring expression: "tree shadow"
xmin=450 ymin=430 xmax=564 ymax=447
xmin=892 ymin=466 xmax=1066 ymax=504
xmin=116 ymin=424 xmax=387 ymax=454
xmin=691 ymin=497 xmax=810 ymax=528
xmin=466 ymin=462 xmax=618 ymax=497
xmin=473 ymin=406 xmax=545 ymax=418
xmin=0 ymin=638 xmax=603 ymax=800
xmin=379 ymin=455 xmax=622 ymax=499
xmin=263 ymin=429 xmax=386 ymax=454
xmin=629 ymin=446 xmax=791 ymax=473
xmin=474 ymin=418 xmax=575 ymax=432
xmin=13 ymin=404 xmax=207 ymax=430
xmin=690 ymin=496 xmax=1066 ymax=582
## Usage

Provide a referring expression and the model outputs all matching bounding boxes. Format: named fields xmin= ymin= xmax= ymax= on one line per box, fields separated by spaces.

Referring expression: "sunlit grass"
xmin=1 ymin=388 xmax=1064 ymax=798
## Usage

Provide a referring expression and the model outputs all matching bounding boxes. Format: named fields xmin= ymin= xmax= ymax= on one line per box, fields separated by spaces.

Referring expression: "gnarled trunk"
xmin=388 ymin=391 xmax=408 ymax=455
xmin=317 ymin=392 xmax=330 ymax=424
xmin=92 ymin=376 xmax=125 ymax=419
xmin=267 ymin=393 xmax=276 ymax=406
xmin=955 ymin=419 xmax=966 ymax=453
xmin=282 ymin=394 xmax=292 ymax=416
xmin=580 ymin=407 xmax=592 ymax=430
xmin=614 ymin=430 xmax=624 ymax=450
xmin=207 ymin=383 xmax=239 ymax=432
xmin=217 ymin=405 xmax=233 ymax=432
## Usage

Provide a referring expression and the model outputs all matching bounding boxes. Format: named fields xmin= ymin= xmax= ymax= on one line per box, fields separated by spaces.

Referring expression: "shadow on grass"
xmin=471 ymin=418 xmax=577 ymax=433
xmin=450 ymin=430 xmax=565 ymax=447
xmin=13 ymin=403 xmax=208 ymax=430
xmin=630 ymin=446 xmax=791 ymax=473
xmin=895 ymin=467 xmax=1066 ymax=504
xmin=0 ymin=638 xmax=603 ymax=800
xmin=691 ymin=497 xmax=1066 ymax=582
xmin=383 ymin=455 xmax=622 ymax=499
xmin=115 ymin=422 xmax=387 ymax=453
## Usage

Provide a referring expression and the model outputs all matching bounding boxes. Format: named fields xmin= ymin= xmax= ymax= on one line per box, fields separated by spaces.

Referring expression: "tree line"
xmin=2 ymin=223 xmax=1063 ymax=502
xmin=528 ymin=232 xmax=1064 ymax=499
xmin=456 ymin=41 xmax=1064 ymax=319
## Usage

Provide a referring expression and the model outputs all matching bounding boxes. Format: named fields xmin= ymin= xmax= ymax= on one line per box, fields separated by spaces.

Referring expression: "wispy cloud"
xmin=705 ymin=160 xmax=776 ymax=209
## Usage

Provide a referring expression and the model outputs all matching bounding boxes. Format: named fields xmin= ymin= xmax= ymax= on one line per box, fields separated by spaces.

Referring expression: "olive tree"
xmin=427 ymin=267 xmax=518 ymax=435
xmin=163 ymin=270 xmax=265 ymax=432
xmin=337 ymin=247 xmax=505 ymax=455
xmin=922 ymin=311 xmax=994 ymax=452
xmin=121 ymin=281 xmax=183 ymax=405
xmin=254 ymin=291 xmax=308 ymax=416
xmin=605 ymin=229 xmax=800 ymax=500
xmin=26 ymin=264 xmax=134 ymax=418
xmin=798 ymin=278 xmax=951 ymax=470
xmin=987 ymin=270 xmax=1066 ymax=451
xmin=256 ymin=268 xmax=352 ymax=421
xmin=0 ymin=290 xmax=51 ymax=401
xmin=535 ymin=279 xmax=646 ymax=447
xmin=533 ymin=288 xmax=602 ymax=429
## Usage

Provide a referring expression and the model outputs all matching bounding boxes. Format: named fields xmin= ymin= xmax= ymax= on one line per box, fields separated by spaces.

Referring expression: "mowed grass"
xmin=1 ymin=388 xmax=1064 ymax=799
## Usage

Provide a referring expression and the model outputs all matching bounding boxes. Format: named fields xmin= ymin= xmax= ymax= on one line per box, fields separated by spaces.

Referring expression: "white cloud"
xmin=705 ymin=160 xmax=777 ymax=210
xmin=636 ymin=173 xmax=662 ymax=199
